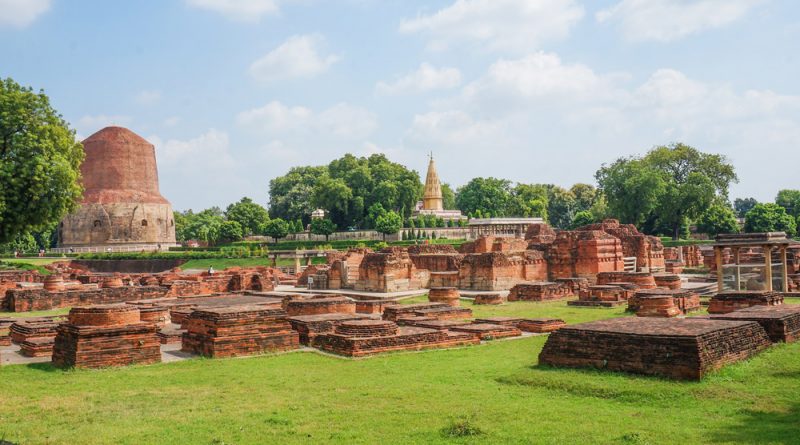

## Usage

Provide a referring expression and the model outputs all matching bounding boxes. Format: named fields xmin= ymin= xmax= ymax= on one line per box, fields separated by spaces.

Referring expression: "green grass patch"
xmin=1 ymin=299 xmax=798 ymax=444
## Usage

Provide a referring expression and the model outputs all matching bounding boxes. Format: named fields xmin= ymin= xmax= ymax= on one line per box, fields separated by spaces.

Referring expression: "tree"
xmin=366 ymin=203 xmax=387 ymax=229
xmin=733 ymin=197 xmax=758 ymax=218
xmin=570 ymin=210 xmax=595 ymax=229
xmin=696 ymin=203 xmax=739 ymax=236
xmin=597 ymin=143 xmax=737 ymax=239
xmin=225 ymin=197 xmax=269 ymax=236
xmin=570 ymin=183 xmax=598 ymax=213
xmin=219 ymin=220 xmax=243 ymax=242
xmin=547 ymin=186 xmax=577 ymax=229
xmin=375 ymin=210 xmax=402 ymax=240
xmin=744 ymin=203 xmax=797 ymax=237
xmin=263 ymin=218 xmax=290 ymax=243
xmin=441 ymin=183 xmax=456 ymax=210
xmin=507 ymin=183 xmax=549 ymax=219
xmin=269 ymin=154 xmax=422 ymax=229
xmin=310 ymin=218 xmax=336 ymax=242
xmin=455 ymin=177 xmax=512 ymax=217
xmin=0 ymin=78 xmax=84 ymax=243
xmin=775 ymin=190 xmax=800 ymax=219
xmin=181 ymin=208 xmax=224 ymax=244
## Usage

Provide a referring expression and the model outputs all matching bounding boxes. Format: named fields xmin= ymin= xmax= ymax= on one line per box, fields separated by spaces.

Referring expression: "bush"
xmin=745 ymin=203 xmax=797 ymax=237
xmin=440 ymin=417 xmax=484 ymax=438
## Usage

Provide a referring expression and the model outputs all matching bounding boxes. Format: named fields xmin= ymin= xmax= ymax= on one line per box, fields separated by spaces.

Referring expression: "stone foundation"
xmin=428 ymin=287 xmax=460 ymax=307
xmin=450 ymin=323 xmax=522 ymax=340
xmin=287 ymin=313 xmax=372 ymax=345
xmin=711 ymin=306 xmax=800 ymax=343
xmin=52 ymin=304 xmax=161 ymax=368
xmin=539 ymin=317 xmax=771 ymax=380
xmin=517 ymin=318 xmax=566 ymax=333
xmin=508 ymin=282 xmax=570 ymax=301
xmin=473 ymin=294 xmax=505 ymax=305
xmin=708 ymin=291 xmax=784 ymax=314
xmin=596 ymin=272 xmax=656 ymax=289
xmin=181 ymin=305 xmax=299 ymax=358
xmin=568 ymin=285 xmax=627 ymax=307
xmin=284 ymin=296 xmax=356 ymax=316
xmin=314 ymin=323 xmax=479 ymax=357
xmin=6 ymin=285 xmax=168 ymax=312
xmin=628 ymin=289 xmax=700 ymax=316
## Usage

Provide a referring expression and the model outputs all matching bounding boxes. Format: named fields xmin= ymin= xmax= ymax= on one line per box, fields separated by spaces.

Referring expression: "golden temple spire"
xmin=422 ymin=151 xmax=443 ymax=211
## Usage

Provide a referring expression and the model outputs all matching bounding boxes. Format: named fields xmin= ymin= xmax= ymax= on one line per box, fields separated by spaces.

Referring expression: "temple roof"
xmin=423 ymin=155 xmax=442 ymax=202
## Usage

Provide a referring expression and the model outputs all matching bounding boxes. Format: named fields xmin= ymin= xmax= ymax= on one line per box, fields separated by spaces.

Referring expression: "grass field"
xmin=2 ymin=298 xmax=800 ymax=444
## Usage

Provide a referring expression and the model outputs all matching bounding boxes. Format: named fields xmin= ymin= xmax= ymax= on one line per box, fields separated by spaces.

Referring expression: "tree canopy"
xmin=375 ymin=210 xmax=402 ymax=240
xmin=696 ymin=202 xmax=739 ymax=236
xmin=744 ymin=203 xmax=797 ymax=237
xmin=0 ymin=78 xmax=84 ymax=243
xmin=225 ymin=197 xmax=269 ymax=236
xmin=263 ymin=218 xmax=289 ymax=242
xmin=775 ymin=190 xmax=800 ymax=220
xmin=597 ymin=143 xmax=737 ymax=239
xmin=733 ymin=197 xmax=758 ymax=218
xmin=310 ymin=218 xmax=336 ymax=242
xmin=269 ymin=154 xmax=421 ymax=230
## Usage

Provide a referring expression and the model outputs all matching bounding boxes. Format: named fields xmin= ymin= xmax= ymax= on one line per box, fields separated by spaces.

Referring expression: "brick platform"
xmin=474 ymin=317 xmax=524 ymax=326
xmin=508 ymin=282 xmax=570 ymax=302
xmin=157 ymin=325 xmax=185 ymax=344
xmin=450 ymin=323 xmax=522 ymax=340
xmin=354 ymin=300 xmax=393 ymax=314
xmin=314 ymin=324 xmax=479 ymax=357
xmin=0 ymin=318 xmax=12 ymax=346
xmin=20 ymin=337 xmax=55 ymax=357
xmin=596 ymin=272 xmax=657 ymax=289
xmin=653 ymin=273 xmax=682 ymax=290
xmin=539 ymin=317 xmax=772 ymax=380
xmin=181 ymin=305 xmax=299 ymax=358
xmin=284 ymin=296 xmax=356 ymax=316
xmin=288 ymin=313 xmax=372 ymax=345
xmin=52 ymin=305 xmax=161 ymax=368
xmin=554 ymin=278 xmax=589 ymax=296
xmin=710 ymin=306 xmax=800 ymax=343
xmin=428 ymin=287 xmax=460 ymax=307
xmin=708 ymin=291 xmax=784 ymax=314
xmin=403 ymin=319 xmax=472 ymax=330
xmin=473 ymin=294 xmax=505 ymax=305
xmin=568 ymin=285 xmax=627 ymax=307
xmin=382 ymin=303 xmax=449 ymax=321
xmin=517 ymin=318 xmax=567 ymax=333
xmin=412 ymin=306 xmax=473 ymax=320
xmin=9 ymin=317 xmax=62 ymax=345
xmin=628 ymin=289 xmax=700 ymax=317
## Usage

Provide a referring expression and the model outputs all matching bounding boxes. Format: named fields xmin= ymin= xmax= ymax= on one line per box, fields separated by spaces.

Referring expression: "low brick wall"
xmin=7 ymin=286 xmax=169 ymax=312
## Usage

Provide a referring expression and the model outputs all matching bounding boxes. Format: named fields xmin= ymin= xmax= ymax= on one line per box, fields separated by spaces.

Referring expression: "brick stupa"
xmin=58 ymin=126 xmax=177 ymax=251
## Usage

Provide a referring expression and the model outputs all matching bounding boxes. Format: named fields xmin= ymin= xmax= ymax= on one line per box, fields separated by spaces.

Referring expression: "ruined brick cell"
xmin=58 ymin=126 xmax=177 ymax=249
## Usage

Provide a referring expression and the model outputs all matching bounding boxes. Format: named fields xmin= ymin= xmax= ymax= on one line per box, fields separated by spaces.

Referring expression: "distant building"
xmin=413 ymin=154 xmax=465 ymax=221
xmin=311 ymin=209 xmax=326 ymax=220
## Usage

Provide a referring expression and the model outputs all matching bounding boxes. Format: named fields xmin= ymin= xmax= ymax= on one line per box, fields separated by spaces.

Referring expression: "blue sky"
xmin=1 ymin=0 xmax=798 ymax=211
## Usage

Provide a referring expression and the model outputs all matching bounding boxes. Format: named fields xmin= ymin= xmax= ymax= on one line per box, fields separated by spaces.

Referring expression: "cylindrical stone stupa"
xmin=57 ymin=126 xmax=177 ymax=251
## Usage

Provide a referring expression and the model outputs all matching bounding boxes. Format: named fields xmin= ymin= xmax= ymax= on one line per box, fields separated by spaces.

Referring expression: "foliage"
xmin=440 ymin=416 xmax=484 ymax=438
xmin=176 ymin=208 xmax=225 ymax=244
xmin=310 ymin=218 xmax=336 ymax=242
xmin=262 ymin=218 xmax=290 ymax=242
xmin=269 ymin=154 xmax=422 ymax=229
xmin=0 ymin=78 xmax=85 ymax=243
xmin=375 ymin=210 xmax=402 ymax=239
xmin=696 ymin=202 xmax=739 ymax=235
xmin=744 ymin=203 xmax=797 ymax=237
xmin=224 ymin=197 xmax=269 ymax=236
xmin=733 ymin=197 xmax=758 ymax=218
xmin=597 ymin=143 xmax=737 ymax=239
xmin=570 ymin=210 xmax=596 ymax=229
xmin=218 ymin=220 xmax=243 ymax=242
xmin=455 ymin=177 xmax=512 ymax=217
xmin=441 ymin=183 xmax=456 ymax=210
xmin=775 ymin=189 xmax=800 ymax=219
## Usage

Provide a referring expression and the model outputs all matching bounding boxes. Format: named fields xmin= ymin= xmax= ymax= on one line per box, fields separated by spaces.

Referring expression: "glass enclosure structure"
xmin=713 ymin=232 xmax=792 ymax=293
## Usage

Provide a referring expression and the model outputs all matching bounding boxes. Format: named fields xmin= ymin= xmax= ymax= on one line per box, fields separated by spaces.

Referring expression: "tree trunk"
xmin=672 ymin=223 xmax=680 ymax=241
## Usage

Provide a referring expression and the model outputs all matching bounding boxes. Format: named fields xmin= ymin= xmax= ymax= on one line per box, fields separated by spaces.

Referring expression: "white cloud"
xmin=185 ymin=0 xmax=280 ymax=22
xmin=376 ymin=63 xmax=462 ymax=95
xmin=0 ymin=0 xmax=50 ymax=28
xmin=597 ymin=0 xmax=764 ymax=42
xmin=237 ymin=101 xmax=377 ymax=139
xmin=76 ymin=115 xmax=133 ymax=136
xmin=399 ymin=0 xmax=584 ymax=52
xmin=463 ymin=52 xmax=610 ymax=103
xmin=406 ymin=110 xmax=506 ymax=146
xmin=163 ymin=116 xmax=181 ymax=127
xmin=152 ymin=129 xmax=235 ymax=167
xmin=134 ymin=90 xmax=162 ymax=106
xmin=248 ymin=34 xmax=339 ymax=83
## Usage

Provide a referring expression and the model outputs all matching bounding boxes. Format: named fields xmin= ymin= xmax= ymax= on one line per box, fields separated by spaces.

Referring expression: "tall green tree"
xmin=597 ymin=143 xmax=737 ymax=239
xmin=775 ymin=190 xmax=800 ymax=219
xmin=0 ymin=78 xmax=85 ymax=243
xmin=263 ymin=218 xmax=290 ymax=243
xmin=744 ymin=203 xmax=797 ymax=237
xmin=696 ymin=202 xmax=739 ymax=236
xmin=225 ymin=197 xmax=269 ymax=236
xmin=375 ymin=210 xmax=402 ymax=240
xmin=733 ymin=197 xmax=758 ymax=218
xmin=441 ymin=183 xmax=456 ymax=210
xmin=268 ymin=165 xmax=325 ymax=224
xmin=507 ymin=183 xmax=549 ymax=219
xmin=219 ymin=220 xmax=243 ymax=242
xmin=455 ymin=177 xmax=512 ymax=217
xmin=547 ymin=186 xmax=577 ymax=229
xmin=310 ymin=218 xmax=336 ymax=242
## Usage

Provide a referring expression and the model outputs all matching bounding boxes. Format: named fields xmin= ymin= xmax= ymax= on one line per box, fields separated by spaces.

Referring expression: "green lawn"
xmin=1 ymin=299 xmax=799 ymax=444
